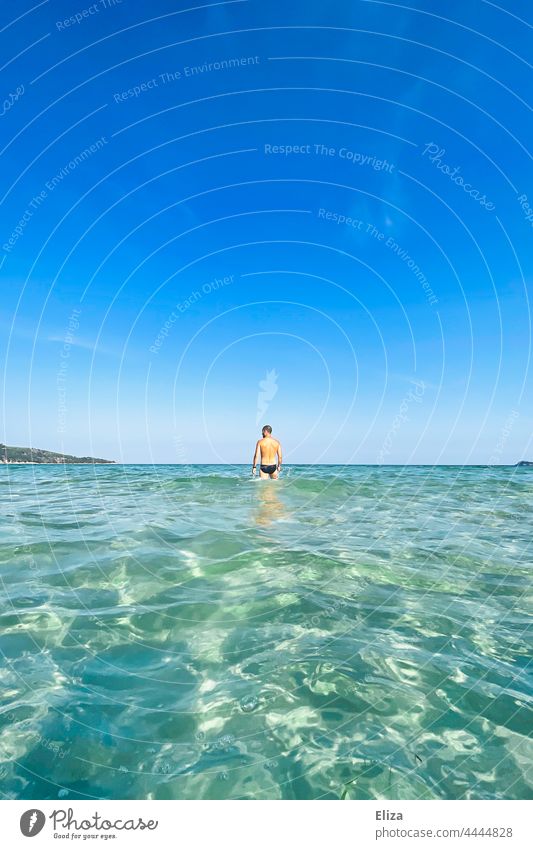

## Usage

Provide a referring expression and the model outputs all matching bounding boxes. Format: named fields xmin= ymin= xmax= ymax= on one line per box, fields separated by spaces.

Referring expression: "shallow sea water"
xmin=1 ymin=464 xmax=531 ymax=800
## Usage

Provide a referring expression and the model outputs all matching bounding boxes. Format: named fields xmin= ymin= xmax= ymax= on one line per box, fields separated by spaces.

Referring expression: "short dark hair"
xmin=262 ymin=424 xmax=272 ymax=434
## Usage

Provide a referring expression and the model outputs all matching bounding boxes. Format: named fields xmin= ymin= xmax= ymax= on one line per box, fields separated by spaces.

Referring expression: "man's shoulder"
xmin=259 ymin=436 xmax=280 ymax=446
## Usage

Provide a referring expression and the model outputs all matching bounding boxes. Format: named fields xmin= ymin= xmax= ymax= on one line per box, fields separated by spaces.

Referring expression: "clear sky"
xmin=1 ymin=0 xmax=531 ymax=463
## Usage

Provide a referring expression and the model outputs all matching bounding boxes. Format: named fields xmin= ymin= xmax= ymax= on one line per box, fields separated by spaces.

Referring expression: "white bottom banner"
xmin=1 ymin=799 xmax=530 ymax=848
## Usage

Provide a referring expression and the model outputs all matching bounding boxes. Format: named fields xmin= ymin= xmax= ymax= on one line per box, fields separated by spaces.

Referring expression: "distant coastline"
xmin=0 ymin=443 xmax=114 ymax=464
xmin=0 ymin=447 xmax=530 ymax=467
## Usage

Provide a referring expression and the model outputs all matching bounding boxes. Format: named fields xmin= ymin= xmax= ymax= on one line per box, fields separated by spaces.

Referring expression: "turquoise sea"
xmin=1 ymin=464 xmax=531 ymax=800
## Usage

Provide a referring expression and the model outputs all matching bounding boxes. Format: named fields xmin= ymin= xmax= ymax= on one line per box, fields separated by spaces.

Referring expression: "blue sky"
xmin=1 ymin=0 xmax=531 ymax=463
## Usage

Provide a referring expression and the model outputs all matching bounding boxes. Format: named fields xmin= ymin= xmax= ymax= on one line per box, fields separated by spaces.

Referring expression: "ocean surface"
xmin=1 ymin=464 xmax=531 ymax=800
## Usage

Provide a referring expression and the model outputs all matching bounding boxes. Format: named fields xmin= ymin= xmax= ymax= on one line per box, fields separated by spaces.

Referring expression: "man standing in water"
xmin=252 ymin=425 xmax=283 ymax=479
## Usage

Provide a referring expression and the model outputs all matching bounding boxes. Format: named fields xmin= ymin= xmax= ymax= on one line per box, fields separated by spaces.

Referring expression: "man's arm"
xmin=277 ymin=441 xmax=283 ymax=471
xmin=252 ymin=440 xmax=261 ymax=475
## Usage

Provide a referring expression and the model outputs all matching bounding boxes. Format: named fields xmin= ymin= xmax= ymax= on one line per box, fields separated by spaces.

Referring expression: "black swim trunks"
xmin=260 ymin=464 xmax=277 ymax=475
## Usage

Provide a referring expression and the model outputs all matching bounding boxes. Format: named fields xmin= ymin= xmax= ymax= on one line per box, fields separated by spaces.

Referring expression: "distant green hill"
xmin=0 ymin=444 xmax=114 ymax=464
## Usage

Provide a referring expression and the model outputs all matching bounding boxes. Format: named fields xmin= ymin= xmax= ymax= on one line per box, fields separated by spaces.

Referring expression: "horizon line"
xmin=2 ymin=462 xmax=529 ymax=468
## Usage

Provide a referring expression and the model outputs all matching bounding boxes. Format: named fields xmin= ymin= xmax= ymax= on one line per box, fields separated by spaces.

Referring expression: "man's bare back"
xmin=252 ymin=426 xmax=283 ymax=479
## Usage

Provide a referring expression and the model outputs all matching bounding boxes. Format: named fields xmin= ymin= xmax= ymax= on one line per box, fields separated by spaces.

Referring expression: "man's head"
xmin=262 ymin=425 xmax=272 ymax=437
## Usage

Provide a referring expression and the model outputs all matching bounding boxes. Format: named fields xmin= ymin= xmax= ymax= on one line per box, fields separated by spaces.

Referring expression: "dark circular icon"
xmin=20 ymin=810 xmax=46 ymax=837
